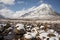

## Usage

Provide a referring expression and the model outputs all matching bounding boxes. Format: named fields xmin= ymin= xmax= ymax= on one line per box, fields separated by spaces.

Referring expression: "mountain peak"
xmin=21 ymin=3 xmax=60 ymax=20
xmin=35 ymin=3 xmax=53 ymax=12
xmin=39 ymin=3 xmax=51 ymax=8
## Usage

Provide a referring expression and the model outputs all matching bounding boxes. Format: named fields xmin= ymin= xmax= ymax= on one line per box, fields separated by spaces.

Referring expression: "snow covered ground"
xmin=0 ymin=23 xmax=60 ymax=40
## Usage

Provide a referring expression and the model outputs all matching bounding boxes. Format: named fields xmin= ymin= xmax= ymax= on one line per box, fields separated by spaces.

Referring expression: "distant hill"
xmin=0 ymin=15 xmax=5 ymax=19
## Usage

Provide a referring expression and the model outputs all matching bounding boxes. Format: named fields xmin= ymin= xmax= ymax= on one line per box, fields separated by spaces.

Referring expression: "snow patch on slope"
xmin=23 ymin=3 xmax=58 ymax=19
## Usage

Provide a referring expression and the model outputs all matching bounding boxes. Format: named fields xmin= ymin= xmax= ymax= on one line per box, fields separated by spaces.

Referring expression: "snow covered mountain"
xmin=21 ymin=3 xmax=60 ymax=20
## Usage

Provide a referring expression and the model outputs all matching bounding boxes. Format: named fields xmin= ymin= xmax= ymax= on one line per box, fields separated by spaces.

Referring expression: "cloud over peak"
xmin=0 ymin=0 xmax=15 ymax=5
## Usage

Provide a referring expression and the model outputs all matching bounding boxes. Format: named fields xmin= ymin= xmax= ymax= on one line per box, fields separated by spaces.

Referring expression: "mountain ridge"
xmin=20 ymin=3 xmax=60 ymax=20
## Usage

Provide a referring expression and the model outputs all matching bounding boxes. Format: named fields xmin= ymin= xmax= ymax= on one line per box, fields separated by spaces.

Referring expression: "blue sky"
xmin=12 ymin=0 xmax=60 ymax=13
xmin=0 ymin=0 xmax=60 ymax=18
xmin=0 ymin=0 xmax=60 ymax=13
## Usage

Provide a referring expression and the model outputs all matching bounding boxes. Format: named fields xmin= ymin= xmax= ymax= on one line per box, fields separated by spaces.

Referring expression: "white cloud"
xmin=0 ymin=0 xmax=15 ymax=5
xmin=0 ymin=8 xmax=14 ymax=18
xmin=0 ymin=6 xmax=36 ymax=18
xmin=12 ymin=10 xmax=26 ymax=18
xmin=12 ymin=6 xmax=36 ymax=18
